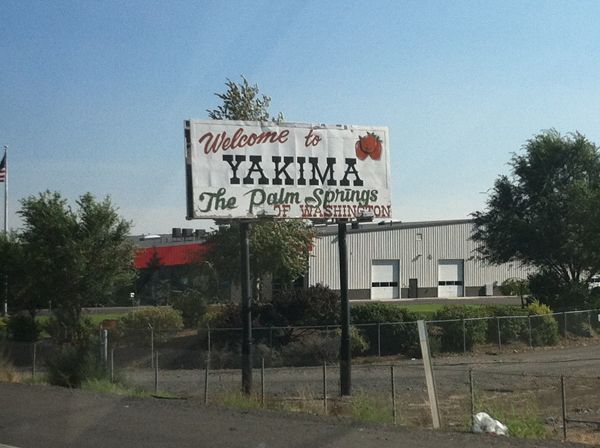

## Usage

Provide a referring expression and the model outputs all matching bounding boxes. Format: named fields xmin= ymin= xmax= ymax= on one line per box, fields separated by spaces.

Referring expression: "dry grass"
xmin=566 ymin=428 xmax=600 ymax=445
xmin=0 ymin=355 xmax=22 ymax=383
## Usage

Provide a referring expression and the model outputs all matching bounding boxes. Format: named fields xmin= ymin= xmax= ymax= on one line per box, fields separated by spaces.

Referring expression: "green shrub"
xmin=529 ymin=270 xmax=595 ymax=310
xmin=204 ymin=285 xmax=341 ymax=349
xmin=571 ymin=320 xmax=594 ymax=338
xmin=118 ymin=307 xmax=183 ymax=342
xmin=351 ymin=302 xmax=418 ymax=323
xmin=482 ymin=306 xmax=529 ymax=344
xmin=171 ymin=290 xmax=207 ymax=328
xmin=341 ymin=327 xmax=370 ymax=356
xmin=351 ymin=303 xmax=420 ymax=357
xmin=0 ymin=349 xmax=21 ymax=383
xmin=263 ymin=284 xmax=340 ymax=327
xmin=46 ymin=343 xmax=105 ymax=388
xmin=207 ymin=344 xmax=240 ymax=370
xmin=434 ymin=306 xmax=487 ymax=352
xmin=7 ymin=315 xmax=40 ymax=342
xmin=0 ymin=317 xmax=7 ymax=339
xmin=42 ymin=316 xmax=96 ymax=346
xmin=280 ymin=331 xmax=338 ymax=366
xmin=500 ymin=278 xmax=530 ymax=301
xmin=527 ymin=300 xmax=559 ymax=346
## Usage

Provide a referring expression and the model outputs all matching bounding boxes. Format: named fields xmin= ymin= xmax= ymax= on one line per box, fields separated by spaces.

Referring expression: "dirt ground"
xmin=0 ymin=382 xmax=590 ymax=448
xmin=121 ymin=339 xmax=600 ymax=444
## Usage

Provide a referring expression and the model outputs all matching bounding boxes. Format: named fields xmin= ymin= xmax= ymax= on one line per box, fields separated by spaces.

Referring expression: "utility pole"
xmin=338 ymin=219 xmax=351 ymax=396
xmin=2 ymin=145 xmax=7 ymax=316
xmin=240 ymin=221 xmax=253 ymax=394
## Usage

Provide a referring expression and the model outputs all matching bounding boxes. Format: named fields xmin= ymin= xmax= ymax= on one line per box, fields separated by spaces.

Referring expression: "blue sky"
xmin=2 ymin=0 xmax=600 ymax=234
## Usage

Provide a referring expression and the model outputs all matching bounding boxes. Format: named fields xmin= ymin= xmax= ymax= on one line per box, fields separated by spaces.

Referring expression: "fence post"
xmin=528 ymin=315 xmax=533 ymax=348
xmin=563 ymin=312 xmax=567 ymax=336
xmin=110 ymin=347 xmax=115 ymax=383
xmin=469 ymin=369 xmax=475 ymax=431
xmin=462 ymin=319 xmax=466 ymax=354
xmin=391 ymin=365 xmax=397 ymax=424
xmin=149 ymin=325 xmax=154 ymax=369
xmin=207 ymin=325 xmax=211 ymax=354
xmin=417 ymin=320 xmax=441 ymax=429
xmin=561 ymin=375 xmax=567 ymax=441
xmin=204 ymin=356 xmax=209 ymax=405
xmin=322 ymin=361 xmax=327 ymax=415
xmin=588 ymin=311 xmax=592 ymax=336
xmin=31 ymin=341 xmax=37 ymax=379
xmin=154 ymin=351 xmax=159 ymax=394
xmin=496 ymin=317 xmax=501 ymax=350
xmin=101 ymin=329 xmax=108 ymax=368
xmin=377 ymin=323 xmax=381 ymax=357
xmin=261 ymin=357 xmax=265 ymax=408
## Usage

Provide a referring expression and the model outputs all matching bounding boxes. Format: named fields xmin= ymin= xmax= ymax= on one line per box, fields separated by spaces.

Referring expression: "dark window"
xmin=372 ymin=282 xmax=399 ymax=288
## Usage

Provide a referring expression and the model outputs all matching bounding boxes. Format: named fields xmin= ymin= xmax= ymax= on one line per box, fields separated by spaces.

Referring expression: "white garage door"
xmin=371 ymin=260 xmax=399 ymax=299
xmin=438 ymin=259 xmax=464 ymax=297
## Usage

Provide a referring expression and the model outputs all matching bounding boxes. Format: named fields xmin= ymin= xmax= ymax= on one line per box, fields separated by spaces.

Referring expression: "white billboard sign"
xmin=185 ymin=120 xmax=391 ymax=220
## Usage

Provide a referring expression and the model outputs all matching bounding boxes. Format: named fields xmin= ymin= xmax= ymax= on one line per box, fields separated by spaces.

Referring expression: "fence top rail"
xmin=563 ymin=309 xmax=600 ymax=315
xmin=493 ymin=314 xmax=529 ymax=320
xmin=426 ymin=318 xmax=464 ymax=324
xmin=186 ymin=306 xmax=600 ymax=333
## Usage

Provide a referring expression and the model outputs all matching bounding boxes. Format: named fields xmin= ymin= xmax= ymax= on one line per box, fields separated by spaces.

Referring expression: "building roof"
xmin=313 ymin=219 xmax=474 ymax=236
xmin=133 ymin=243 xmax=210 ymax=269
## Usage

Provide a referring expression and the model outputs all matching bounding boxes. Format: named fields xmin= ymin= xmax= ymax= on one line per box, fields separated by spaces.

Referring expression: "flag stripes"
xmin=0 ymin=154 xmax=5 ymax=182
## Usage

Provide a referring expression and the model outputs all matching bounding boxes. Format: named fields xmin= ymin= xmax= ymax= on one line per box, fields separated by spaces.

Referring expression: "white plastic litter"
xmin=472 ymin=412 xmax=509 ymax=436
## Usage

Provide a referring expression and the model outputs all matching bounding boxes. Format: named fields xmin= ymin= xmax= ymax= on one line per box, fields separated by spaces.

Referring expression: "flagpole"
xmin=3 ymin=145 xmax=7 ymax=316
xmin=3 ymin=145 xmax=7 ymax=234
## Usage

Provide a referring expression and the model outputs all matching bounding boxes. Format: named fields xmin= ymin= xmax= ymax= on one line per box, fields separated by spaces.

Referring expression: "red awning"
xmin=133 ymin=243 xmax=210 ymax=269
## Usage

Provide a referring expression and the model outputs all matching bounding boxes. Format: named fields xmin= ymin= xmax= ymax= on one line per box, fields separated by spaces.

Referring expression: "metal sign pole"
xmin=240 ymin=221 xmax=253 ymax=395
xmin=338 ymin=219 xmax=351 ymax=396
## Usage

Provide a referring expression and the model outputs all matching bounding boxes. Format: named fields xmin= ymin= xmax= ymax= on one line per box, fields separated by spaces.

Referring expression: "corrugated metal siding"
xmin=308 ymin=222 xmax=530 ymax=290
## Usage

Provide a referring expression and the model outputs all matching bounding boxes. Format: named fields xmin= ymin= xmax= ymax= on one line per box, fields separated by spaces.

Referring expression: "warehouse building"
xmin=308 ymin=219 xmax=529 ymax=300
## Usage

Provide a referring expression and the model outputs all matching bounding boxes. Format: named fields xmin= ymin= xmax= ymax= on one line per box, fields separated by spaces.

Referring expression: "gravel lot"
xmin=120 ymin=340 xmax=600 ymax=443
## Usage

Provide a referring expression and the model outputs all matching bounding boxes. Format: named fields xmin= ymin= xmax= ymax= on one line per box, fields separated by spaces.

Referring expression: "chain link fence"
xmin=2 ymin=308 xmax=600 ymax=442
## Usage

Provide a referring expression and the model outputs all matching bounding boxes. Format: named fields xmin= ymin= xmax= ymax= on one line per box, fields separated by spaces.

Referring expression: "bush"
xmin=280 ymin=331 xmax=338 ymax=366
xmin=205 ymin=303 xmax=244 ymax=329
xmin=344 ymin=327 xmax=370 ymax=356
xmin=0 ymin=350 xmax=21 ymax=383
xmin=171 ymin=290 xmax=207 ymax=328
xmin=46 ymin=343 xmax=105 ymax=388
xmin=350 ymin=302 xmax=418 ymax=323
xmin=7 ymin=314 xmax=40 ymax=342
xmin=0 ymin=317 xmax=7 ymax=339
xmin=118 ymin=307 xmax=183 ymax=342
xmin=434 ymin=306 xmax=487 ymax=352
xmin=500 ymin=278 xmax=530 ymax=306
xmin=527 ymin=300 xmax=559 ymax=346
xmin=42 ymin=316 xmax=97 ymax=347
xmin=204 ymin=285 xmax=341 ymax=349
xmin=529 ymin=270 xmax=595 ymax=310
xmin=351 ymin=303 xmax=420 ymax=357
xmin=482 ymin=305 xmax=529 ymax=345
xmin=207 ymin=344 xmax=240 ymax=370
xmin=262 ymin=284 xmax=340 ymax=327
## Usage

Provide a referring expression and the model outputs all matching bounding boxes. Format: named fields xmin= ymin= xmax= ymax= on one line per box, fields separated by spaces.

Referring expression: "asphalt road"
xmin=0 ymin=382 xmax=587 ymax=448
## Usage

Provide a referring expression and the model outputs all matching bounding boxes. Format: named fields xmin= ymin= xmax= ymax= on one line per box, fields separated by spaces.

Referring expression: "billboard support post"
xmin=240 ymin=221 xmax=253 ymax=395
xmin=338 ymin=219 xmax=351 ymax=396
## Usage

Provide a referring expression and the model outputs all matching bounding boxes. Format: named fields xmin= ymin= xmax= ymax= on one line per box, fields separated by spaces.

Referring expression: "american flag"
xmin=0 ymin=154 xmax=5 ymax=183
xmin=0 ymin=154 xmax=6 ymax=182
